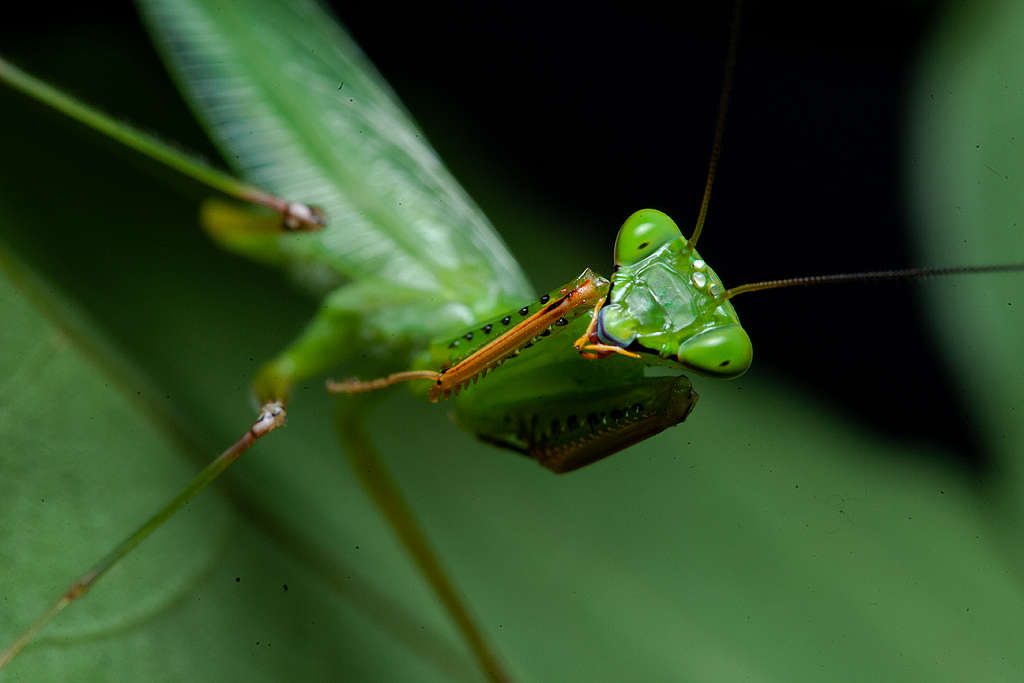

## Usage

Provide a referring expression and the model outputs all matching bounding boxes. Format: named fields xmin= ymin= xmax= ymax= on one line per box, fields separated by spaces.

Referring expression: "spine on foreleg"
xmin=421 ymin=269 xmax=610 ymax=400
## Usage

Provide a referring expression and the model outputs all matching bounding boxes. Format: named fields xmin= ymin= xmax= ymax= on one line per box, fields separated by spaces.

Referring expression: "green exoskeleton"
xmin=330 ymin=208 xmax=751 ymax=473
xmin=3 ymin=1 xmax=1024 ymax=681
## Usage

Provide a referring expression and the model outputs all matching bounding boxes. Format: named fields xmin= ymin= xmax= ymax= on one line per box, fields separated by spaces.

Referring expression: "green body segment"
xmin=451 ymin=322 xmax=698 ymax=473
xmin=408 ymin=208 xmax=754 ymax=471
xmin=419 ymin=269 xmax=608 ymax=371
xmin=423 ymin=210 xmax=750 ymax=470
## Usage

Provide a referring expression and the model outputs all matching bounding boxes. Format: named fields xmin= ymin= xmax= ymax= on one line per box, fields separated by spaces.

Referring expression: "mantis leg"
xmin=0 ymin=400 xmax=287 ymax=670
xmin=330 ymin=269 xmax=612 ymax=401
xmin=199 ymin=199 xmax=307 ymax=267
xmin=251 ymin=284 xmax=516 ymax=679
xmin=334 ymin=398 xmax=512 ymax=683
xmin=0 ymin=57 xmax=325 ymax=235
xmin=572 ymin=295 xmax=641 ymax=360
xmin=252 ymin=281 xmax=445 ymax=403
xmin=454 ymin=353 xmax=699 ymax=473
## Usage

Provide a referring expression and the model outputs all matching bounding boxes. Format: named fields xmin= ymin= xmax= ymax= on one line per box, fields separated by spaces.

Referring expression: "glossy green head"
xmin=599 ymin=209 xmax=752 ymax=378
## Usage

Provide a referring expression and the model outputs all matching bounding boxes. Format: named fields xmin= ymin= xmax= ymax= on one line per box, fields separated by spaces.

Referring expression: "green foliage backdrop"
xmin=1 ymin=2 xmax=1022 ymax=680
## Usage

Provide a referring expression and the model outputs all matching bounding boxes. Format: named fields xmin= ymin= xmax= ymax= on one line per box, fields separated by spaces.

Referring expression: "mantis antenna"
xmin=688 ymin=0 xmax=742 ymax=251
xmin=724 ymin=263 xmax=1024 ymax=300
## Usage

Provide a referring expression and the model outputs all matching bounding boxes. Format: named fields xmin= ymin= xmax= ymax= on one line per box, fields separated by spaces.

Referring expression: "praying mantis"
xmin=2 ymin=1 xmax=1024 ymax=681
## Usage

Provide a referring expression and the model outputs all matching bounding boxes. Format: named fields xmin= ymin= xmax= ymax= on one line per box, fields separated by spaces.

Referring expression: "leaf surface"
xmin=2 ymin=2 xmax=1024 ymax=681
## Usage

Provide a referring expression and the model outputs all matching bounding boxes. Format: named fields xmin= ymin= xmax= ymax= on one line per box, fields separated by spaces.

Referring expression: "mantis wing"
xmin=909 ymin=0 xmax=1024 ymax=561
xmin=139 ymin=0 xmax=532 ymax=318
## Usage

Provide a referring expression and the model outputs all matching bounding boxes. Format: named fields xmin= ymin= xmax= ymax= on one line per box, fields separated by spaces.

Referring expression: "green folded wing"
xmin=138 ymin=0 xmax=531 ymax=319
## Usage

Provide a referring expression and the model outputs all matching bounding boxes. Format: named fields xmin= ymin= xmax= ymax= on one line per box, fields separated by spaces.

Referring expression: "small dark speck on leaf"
xmin=235 ymin=577 xmax=241 ymax=583
xmin=337 ymin=82 xmax=344 ymax=90
xmin=282 ymin=584 xmax=288 ymax=591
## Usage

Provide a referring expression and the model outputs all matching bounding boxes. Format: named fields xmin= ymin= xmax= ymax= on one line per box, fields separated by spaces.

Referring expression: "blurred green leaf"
xmin=909 ymin=0 xmax=1024 ymax=506
xmin=2 ymin=2 xmax=1024 ymax=681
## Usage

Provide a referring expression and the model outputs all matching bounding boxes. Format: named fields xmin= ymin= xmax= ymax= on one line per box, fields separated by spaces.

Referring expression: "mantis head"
xmin=599 ymin=209 xmax=752 ymax=378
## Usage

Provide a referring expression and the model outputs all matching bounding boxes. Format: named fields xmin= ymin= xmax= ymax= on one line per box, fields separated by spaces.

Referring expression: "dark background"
xmin=4 ymin=2 xmax=984 ymax=471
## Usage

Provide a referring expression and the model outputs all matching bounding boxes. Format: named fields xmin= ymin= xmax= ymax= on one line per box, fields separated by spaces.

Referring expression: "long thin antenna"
xmin=724 ymin=263 xmax=1024 ymax=300
xmin=689 ymin=0 xmax=743 ymax=250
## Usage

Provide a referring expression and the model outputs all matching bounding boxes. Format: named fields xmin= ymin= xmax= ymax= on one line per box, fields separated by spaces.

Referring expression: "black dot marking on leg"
xmin=448 ymin=340 xmax=460 ymax=348
xmin=540 ymin=329 xmax=551 ymax=337
xmin=555 ymin=317 xmax=569 ymax=327
xmin=523 ymin=342 xmax=534 ymax=349
xmin=482 ymin=324 xmax=493 ymax=334
xmin=719 ymin=360 xmax=730 ymax=367
xmin=638 ymin=242 xmax=650 ymax=250
xmin=464 ymin=332 xmax=474 ymax=341
xmin=539 ymin=294 xmax=550 ymax=304
xmin=501 ymin=316 xmax=511 ymax=325
xmin=518 ymin=306 xmax=529 ymax=316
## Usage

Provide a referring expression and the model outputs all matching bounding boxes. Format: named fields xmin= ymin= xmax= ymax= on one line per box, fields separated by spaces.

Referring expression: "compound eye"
xmin=614 ymin=209 xmax=683 ymax=266
xmin=676 ymin=324 xmax=753 ymax=379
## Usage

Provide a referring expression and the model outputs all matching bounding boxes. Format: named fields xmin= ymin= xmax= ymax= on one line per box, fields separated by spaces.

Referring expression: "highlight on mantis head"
xmin=2 ymin=1 xmax=1024 ymax=681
